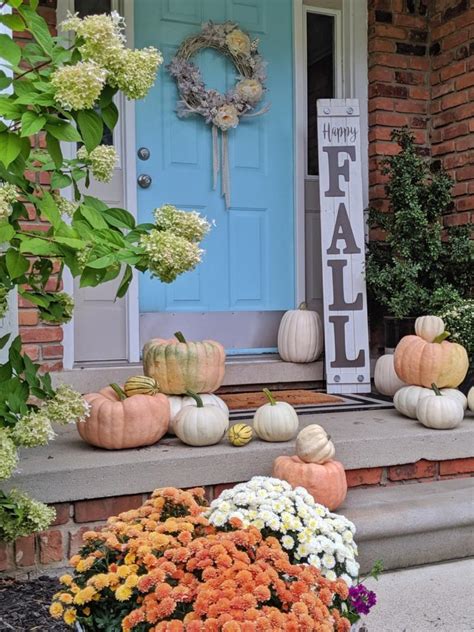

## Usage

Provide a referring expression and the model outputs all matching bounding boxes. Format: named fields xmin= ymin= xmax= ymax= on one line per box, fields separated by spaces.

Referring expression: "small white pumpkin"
xmin=468 ymin=387 xmax=474 ymax=413
xmin=374 ymin=354 xmax=406 ymax=397
xmin=167 ymin=394 xmax=229 ymax=435
xmin=295 ymin=424 xmax=335 ymax=464
xmin=416 ymin=384 xmax=464 ymax=430
xmin=415 ymin=315 xmax=445 ymax=342
xmin=277 ymin=302 xmax=323 ymax=363
xmin=253 ymin=389 xmax=299 ymax=442
xmin=440 ymin=388 xmax=468 ymax=411
xmin=174 ymin=392 xmax=229 ymax=446
xmin=393 ymin=385 xmax=432 ymax=418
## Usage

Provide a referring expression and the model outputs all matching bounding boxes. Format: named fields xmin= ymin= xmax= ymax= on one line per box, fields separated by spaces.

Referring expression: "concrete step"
xmin=341 ymin=477 xmax=474 ymax=573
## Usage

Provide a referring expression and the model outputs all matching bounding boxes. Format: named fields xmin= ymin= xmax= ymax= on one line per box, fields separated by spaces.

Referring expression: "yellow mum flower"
xmin=74 ymin=586 xmax=97 ymax=605
xmin=58 ymin=593 xmax=74 ymax=604
xmin=69 ymin=555 xmax=81 ymax=567
xmin=125 ymin=573 xmax=139 ymax=588
xmin=117 ymin=564 xmax=131 ymax=578
xmin=124 ymin=552 xmax=136 ymax=565
xmin=49 ymin=602 xmax=64 ymax=619
xmin=89 ymin=573 xmax=110 ymax=590
xmin=115 ymin=584 xmax=132 ymax=601
xmin=76 ymin=556 xmax=95 ymax=572
xmin=63 ymin=608 xmax=77 ymax=625
xmin=59 ymin=574 xmax=73 ymax=586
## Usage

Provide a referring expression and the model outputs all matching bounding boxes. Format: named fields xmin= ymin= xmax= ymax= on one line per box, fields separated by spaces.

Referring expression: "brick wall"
xmin=1 ymin=457 xmax=473 ymax=575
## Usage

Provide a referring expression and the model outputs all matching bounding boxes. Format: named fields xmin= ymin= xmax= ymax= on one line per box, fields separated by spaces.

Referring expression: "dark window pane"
xmin=307 ymin=12 xmax=335 ymax=176
xmin=75 ymin=0 xmax=114 ymax=146
xmin=74 ymin=0 xmax=111 ymax=17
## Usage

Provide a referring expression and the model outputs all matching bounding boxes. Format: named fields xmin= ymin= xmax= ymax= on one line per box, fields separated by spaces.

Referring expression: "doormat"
xmin=221 ymin=390 xmax=343 ymax=410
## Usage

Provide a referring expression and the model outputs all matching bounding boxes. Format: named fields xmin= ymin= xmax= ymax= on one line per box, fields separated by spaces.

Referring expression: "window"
xmin=306 ymin=11 xmax=335 ymax=176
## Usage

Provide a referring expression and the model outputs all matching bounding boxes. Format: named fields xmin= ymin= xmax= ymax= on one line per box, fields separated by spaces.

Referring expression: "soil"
xmin=0 ymin=576 xmax=68 ymax=631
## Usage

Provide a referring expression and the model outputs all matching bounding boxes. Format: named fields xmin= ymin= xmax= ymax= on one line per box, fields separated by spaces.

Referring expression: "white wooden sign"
xmin=317 ymin=99 xmax=370 ymax=394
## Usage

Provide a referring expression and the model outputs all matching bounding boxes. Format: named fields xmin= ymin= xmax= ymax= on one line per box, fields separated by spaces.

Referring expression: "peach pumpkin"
xmin=272 ymin=456 xmax=347 ymax=510
xmin=394 ymin=333 xmax=468 ymax=389
xmin=143 ymin=331 xmax=225 ymax=395
xmin=78 ymin=386 xmax=169 ymax=450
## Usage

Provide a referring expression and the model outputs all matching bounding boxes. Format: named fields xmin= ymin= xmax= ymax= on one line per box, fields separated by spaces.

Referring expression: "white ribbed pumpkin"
xmin=468 ymin=387 xmax=474 ymax=412
xmin=277 ymin=302 xmax=323 ymax=363
xmin=253 ymin=389 xmax=299 ymax=442
xmin=295 ymin=424 xmax=335 ymax=464
xmin=374 ymin=354 xmax=406 ymax=397
xmin=440 ymin=388 xmax=468 ymax=411
xmin=414 ymin=315 xmax=445 ymax=342
xmin=174 ymin=392 xmax=229 ymax=446
xmin=168 ymin=394 xmax=229 ymax=435
xmin=416 ymin=385 xmax=464 ymax=430
xmin=393 ymin=385 xmax=432 ymax=418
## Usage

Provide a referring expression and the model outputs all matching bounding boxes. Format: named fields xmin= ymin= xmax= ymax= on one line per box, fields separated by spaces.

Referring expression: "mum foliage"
xmin=0 ymin=1 xmax=210 ymax=541
xmin=50 ymin=487 xmax=352 ymax=631
xmin=365 ymin=129 xmax=472 ymax=319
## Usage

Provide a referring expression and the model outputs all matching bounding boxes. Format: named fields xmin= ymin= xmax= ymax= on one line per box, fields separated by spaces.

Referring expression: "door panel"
xmin=134 ymin=0 xmax=295 ymax=345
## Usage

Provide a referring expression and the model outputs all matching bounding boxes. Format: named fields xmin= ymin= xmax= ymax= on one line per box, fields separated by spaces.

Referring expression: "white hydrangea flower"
xmin=10 ymin=411 xmax=55 ymax=448
xmin=45 ymin=384 xmax=90 ymax=425
xmin=111 ymin=47 xmax=163 ymax=100
xmin=140 ymin=229 xmax=203 ymax=283
xmin=51 ymin=61 xmax=107 ymax=110
xmin=0 ymin=183 xmax=18 ymax=221
xmin=88 ymin=145 xmax=117 ymax=182
xmin=53 ymin=194 xmax=79 ymax=218
xmin=0 ymin=431 xmax=18 ymax=480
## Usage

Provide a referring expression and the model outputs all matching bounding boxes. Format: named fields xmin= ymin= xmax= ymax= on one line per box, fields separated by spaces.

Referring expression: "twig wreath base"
xmin=168 ymin=22 xmax=269 ymax=207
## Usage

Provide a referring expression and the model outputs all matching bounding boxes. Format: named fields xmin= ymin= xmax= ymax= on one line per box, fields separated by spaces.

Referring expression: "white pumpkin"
xmin=295 ymin=424 xmax=335 ymax=464
xmin=440 ymin=388 xmax=468 ymax=411
xmin=416 ymin=385 xmax=464 ymax=430
xmin=253 ymin=389 xmax=299 ymax=442
xmin=374 ymin=354 xmax=406 ymax=397
xmin=277 ymin=302 xmax=323 ymax=363
xmin=393 ymin=385 xmax=432 ymax=418
xmin=468 ymin=387 xmax=474 ymax=413
xmin=167 ymin=394 xmax=229 ymax=435
xmin=414 ymin=315 xmax=445 ymax=342
xmin=174 ymin=392 xmax=229 ymax=446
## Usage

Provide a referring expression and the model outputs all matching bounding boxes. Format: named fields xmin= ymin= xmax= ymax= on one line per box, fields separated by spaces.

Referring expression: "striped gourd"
xmin=124 ymin=375 xmax=159 ymax=397
xmin=228 ymin=423 xmax=253 ymax=447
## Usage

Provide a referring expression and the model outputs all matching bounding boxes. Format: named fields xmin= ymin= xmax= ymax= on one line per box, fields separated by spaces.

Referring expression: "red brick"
xmin=50 ymin=503 xmax=70 ymax=526
xmin=374 ymin=23 xmax=407 ymax=39
xmin=69 ymin=526 xmax=95 ymax=557
xmin=74 ymin=494 xmax=144 ymax=523
xmin=457 ymin=165 xmax=474 ymax=181
xmin=0 ymin=542 xmax=12 ymax=572
xmin=39 ymin=529 xmax=63 ymax=564
xmin=20 ymin=326 xmax=63 ymax=344
xmin=18 ymin=309 xmax=39 ymax=326
xmin=456 ymin=72 xmax=474 ymax=90
xmin=388 ymin=460 xmax=437 ymax=482
xmin=15 ymin=535 xmax=36 ymax=567
xmin=440 ymin=458 xmax=474 ymax=476
xmin=346 ymin=467 xmax=383 ymax=488
xmin=21 ymin=344 xmax=40 ymax=361
xmin=42 ymin=344 xmax=64 ymax=359
xmin=41 ymin=360 xmax=63 ymax=372
xmin=440 ymin=60 xmax=466 ymax=81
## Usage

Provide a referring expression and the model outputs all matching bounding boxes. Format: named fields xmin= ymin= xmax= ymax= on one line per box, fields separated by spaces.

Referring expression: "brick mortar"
xmin=1 ymin=457 xmax=473 ymax=576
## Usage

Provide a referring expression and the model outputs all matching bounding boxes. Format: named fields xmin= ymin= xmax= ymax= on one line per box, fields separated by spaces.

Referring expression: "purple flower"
xmin=348 ymin=583 xmax=377 ymax=615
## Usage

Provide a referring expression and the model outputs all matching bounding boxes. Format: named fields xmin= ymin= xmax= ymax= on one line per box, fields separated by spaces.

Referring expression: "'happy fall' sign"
xmin=317 ymin=99 xmax=370 ymax=394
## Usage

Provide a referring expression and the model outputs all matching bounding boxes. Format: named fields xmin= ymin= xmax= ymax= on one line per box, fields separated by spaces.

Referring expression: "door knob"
xmin=137 ymin=174 xmax=152 ymax=188
xmin=137 ymin=147 xmax=150 ymax=160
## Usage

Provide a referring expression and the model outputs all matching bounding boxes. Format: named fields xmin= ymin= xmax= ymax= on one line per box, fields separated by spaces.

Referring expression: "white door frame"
xmin=292 ymin=0 xmax=368 ymax=306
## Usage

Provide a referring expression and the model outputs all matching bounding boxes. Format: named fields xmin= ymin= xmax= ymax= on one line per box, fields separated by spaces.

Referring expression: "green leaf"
xmin=116 ymin=265 xmax=133 ymax=299
xmin=19 ymin=5 xmax=53 ymax=56
xmin=103 ymin=208 xmax=136 ymax=230
xmin=77 ymin=110 xmax=103 ymax=152
xmin=46 ymin=132 xmax=63 ymax=169
xmin=101 ymin=102 xmax=119 ymax=131
xmin=51 ymin=172 xmax=72 ymax=189
xmin=0 ymin=34 xmax=21 ymax=67
xmin=54 ymin=236 xmax=85 ymax=249
xmin=37 ymin=191 xmax=61 ymax=229
xmin=19 ymin=237 xmax=61 ymax=256
xmin=5 ymin=249 xmax=29 ymax=279
xmin=0 ymin=96 xmax=22 ymax=119
xmin=98 ymin=85 xmax=116 ymax=108
xmin=0 ymin=222 xmax=14 ymax=242
xmin=0 ymin=71 xmax=11 ymax=90
xmin=83 ymin=195 xmax=108 ymax=212
xmin=20 ymin=110 xmax=46 ymax=137
xmin=80 ymin=266 xmax=107 ymax=288
xmin=30 ymin=0 xmax=39 ymax=10
xmin=0 ymin=132 xmax=23 ymax=167
xmin=45 ymin=121 xmax=81 ymax=142
xmin=0 ymin=334 xmax=10 ymax=350
xmin=0 ymin=14 xmax=26 ymax=31
xmin=86 ymin=254 xmax=117 ymax=269
xmin=80 ymin=204 xmax=109 ymax=230
xmin=7 ymin=1 xmax=24 ymax=8
xmin=19 ymin=290 xmax=50 ymax=308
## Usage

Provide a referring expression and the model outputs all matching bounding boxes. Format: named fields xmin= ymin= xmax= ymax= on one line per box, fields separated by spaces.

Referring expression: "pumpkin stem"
xmin=298 ymin=302 xmax=307 ymax=310
xmin=432 ymin=331 xmax=450 ymax=344
xmin=263 ymin=388 xmax=277 ymax=406
xmin=186 ymin=390 xmax=204 ymax=408
xmin=174 ymin=331 xmax=187 ymax=343
xmin=110 ymin=383 xmax=127 ymax=400
xmin=431 ymin=383 xmax=442 ymax=396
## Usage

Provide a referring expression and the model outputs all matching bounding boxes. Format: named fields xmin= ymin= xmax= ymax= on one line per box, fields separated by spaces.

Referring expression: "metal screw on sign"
xmin=347 ymin=107 xmax=354 ymax=115
xmin=357 ymin=375 xmax=364 ymax=382
xmin=334 ymin=375 xmax=341 ymax=382
xmin=323 ymin=107 xmax=330 ymax=115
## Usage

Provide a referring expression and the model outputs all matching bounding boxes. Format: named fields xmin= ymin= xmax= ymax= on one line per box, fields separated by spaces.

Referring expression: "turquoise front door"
xmin=135 ymin=0 xmax=295 ymax=352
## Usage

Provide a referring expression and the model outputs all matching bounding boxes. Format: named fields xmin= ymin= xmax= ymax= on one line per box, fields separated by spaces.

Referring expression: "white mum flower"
xmin=346 ymin=560 xmax=360 ymax=577
xmin=282 ymin=535 xmax=294 ymax=550
xmin=210 ymin=511 xmax=226 ymax=527
xmin=325 ymin=570 xmax=337 ymax=581
xmin=322 ymin=553 xmax=336 ymax=569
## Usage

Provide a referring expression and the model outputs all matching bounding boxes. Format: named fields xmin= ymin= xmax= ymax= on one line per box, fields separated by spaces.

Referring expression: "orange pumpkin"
xmin=272 ymin=456 xmax=347 ymax=510
xmin=394 ymin=333 xmax=468 ymax=388
xmin=78 ymin=386 xmax=169 ymax=450
xmin=143 ymin=331 xmax=225 ymax=395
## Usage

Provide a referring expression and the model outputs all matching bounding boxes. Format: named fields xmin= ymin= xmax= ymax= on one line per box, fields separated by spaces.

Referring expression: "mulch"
xmin=0 ymin=576 xmax=68 ymax=631
xmin=220 ymin=389 xmax=343 ymax=410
